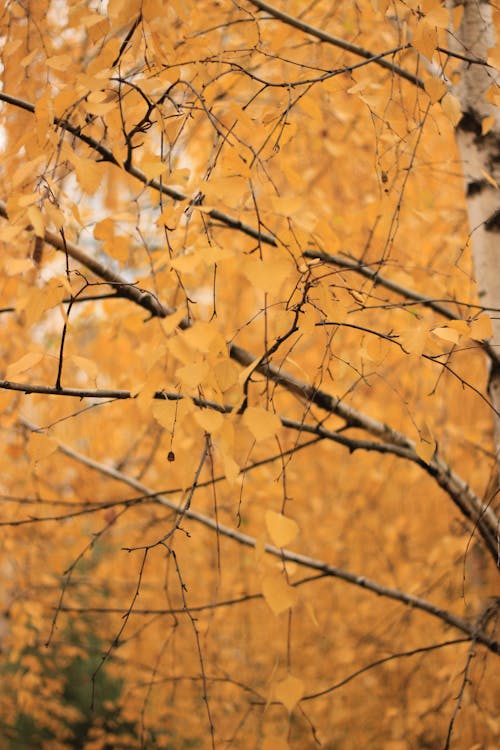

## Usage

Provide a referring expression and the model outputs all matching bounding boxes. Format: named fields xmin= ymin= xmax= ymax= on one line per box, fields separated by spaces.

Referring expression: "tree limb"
xmin=1 ymin=194 xmax=498 ymax=559
xmin=246 ymin=0 xmax=424 ymax=89
xmin=19 ymin=418 xmax=500 ymax=655
xmin=7 ymin=374 xmax=498 ymax=563
xmin=0 ymin=92 xmax=278 ymax=247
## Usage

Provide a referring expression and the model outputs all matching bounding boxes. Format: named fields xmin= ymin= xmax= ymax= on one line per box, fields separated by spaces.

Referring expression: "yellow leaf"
xmin=441 ymin=93 xmax=462 ymax=127
xmin=203 ymin=176 xmax=248 ymax=208
xmin=424 ymin=77 xmax=446 ymax=104
xmin=363 ymin=336 xmax=389 ymax=363
xmin=218 ymin=146 xmax=252 ymax=178
xmin=28 ymin=432 xmax=58 ymax=462
xmin=193 ymin=409 xmax=224 ymax=433
xmin=6 ymin=351 xmax=43 ymax=379
xmin=87 ymin=38 xmax=121 ymax=74
xmin=46 ymin=54 xmax=72 ymax=71
xmin=485 ymin=83 xmax=500 ymax=107
xmin=413 ymin=20 xmax=437 ymax=60
xmin=27 ymin=206 xmax=45 ymax=238
xmin=21 ymin=278 xmax=66 ymax=327
xmin=481 ymin=116 xmax=495 ymax=136
xmin=242 ymin=256 xmax=292 ymax=296
xmin=108 ymin=235 xmax=130 ymax=263
xmin=156 ymin=205 xmax=181 ymax=229
xmin=45 ymin=202 xmax=65 ymax=230
xmin=73 ymin=155 xmax=103 ymax=195
xmin=262 ymin=574 xmax=298 ymax=615
xmin=237 ymin=358 xmax=262 ymax=387
xmin=448 ymin=320 xmax=470 ymax=335
xmin=470 ymin=314 xmax=493 ymax=341
xmin=274 ymin=674 xmax=305 ymax=712
xmin=399 ymin=325 xmax=428 ymax=356
xmin=242 ymin=406 xmax=281 ymax=442
xmin=176 ymin=362 xmax=210 ymax=389
xmin=431 ymin=326 xmax=460 ymax=343
xmin=451 ymin=3 xmax=463 ymax=27
xmin=21 ymin=288 xmax=47 ymax=327
xmin=0 ymin=223 xmax=24 ymax=242
xmin=270 ymin=195 xmax=303 ymax=216
xmin=487 ymin=47 xmax=500 ymax=72
xmin=34 ymin=90 xmax=53 ymax=133
xmin=160 ymin=309 xmax=187 ymax=335
xmin=183 ymin=322 xmax=225 ymax=354
xmin=93 ymin=218 xmax=114 ymax=241
xmin=265 ymin=511 xmax=299 ymax=547
xmin=169 ymin=168 xmax=191 ymax=186
xmin=424 ymin=5 xmax=450 ymax=29
xmin=221 ymin=450 xmax=240 ymax=484
xmin=152 ymin=399 xmax=178 ymax=431
xmin=213 ymin=359 xmax=240 ymax=392
xmin=85 ymin=98 xmax=116 ymax=116
xmin=170 ymin=253 xmax=203 ymax=275
xmin=141 ymin=158 xmax=167 ymax=181
xmin=21 ymin=49 xmax=39 ymax=68
xmin=5 ymin=258 xmax=34 ymax=275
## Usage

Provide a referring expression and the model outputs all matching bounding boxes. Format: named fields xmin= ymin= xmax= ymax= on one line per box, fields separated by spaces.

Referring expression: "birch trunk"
xmin=450 ymin=1 xmax=500 ymax=492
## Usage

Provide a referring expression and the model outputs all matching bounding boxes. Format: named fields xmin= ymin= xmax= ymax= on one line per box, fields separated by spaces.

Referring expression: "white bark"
xmin=450 ymin=0 xmax=500 ymax=478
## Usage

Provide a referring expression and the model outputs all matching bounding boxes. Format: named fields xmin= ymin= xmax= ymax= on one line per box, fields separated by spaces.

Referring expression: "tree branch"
xmin=1 ymin=200 xmax=497 ymax=559
xmin=19 ymin=418 xmax=500 ymax=655
xmin=246 ymin=0 xmax=424 ymax=89
xmin=305 ymin=250 xmax=500 ymax=365
xmin=0 ymin=92 xmax=278 ymax=247
xmin=6 ymin=376 xmax=499 ymax=560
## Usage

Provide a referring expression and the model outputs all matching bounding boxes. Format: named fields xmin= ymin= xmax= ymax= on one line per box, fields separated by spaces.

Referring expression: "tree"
xmin=0 ymin=1 xmax=499 ymax=748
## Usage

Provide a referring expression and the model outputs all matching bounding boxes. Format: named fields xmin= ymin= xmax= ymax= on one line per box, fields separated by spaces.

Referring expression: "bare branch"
xmin=303 ymin=638 xmax=473 ymax=701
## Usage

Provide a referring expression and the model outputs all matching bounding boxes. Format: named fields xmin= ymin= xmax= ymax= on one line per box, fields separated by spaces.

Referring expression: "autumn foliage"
xmin=0 ymin=1 xmax=499 ymax=748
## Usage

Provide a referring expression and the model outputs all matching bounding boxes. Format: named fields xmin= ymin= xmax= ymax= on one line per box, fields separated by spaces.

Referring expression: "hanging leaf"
xmin=176 ymin=362 xmax=210 ymax=389
xmin=431 ymin=326 xmax=460 ymax=344
xmin=265 ymin=510 xmax=299 ymax=547
xmin=243 ymin=406 xmax=281 ymax=442
xmin=6 ymin=351 xmax=43 ymax=379
xmin=193 ymin=409 xmax=224 ymax=433
xmin=274 ymin=674 xmax=305 ymax=713
xmin=412 ymin=21 xmax=438 ymax=60
xmin=152 ymin=399 xmax=178 ymax=431
xmin=213 ymin=359 xmax=240 ymax=392
xmin=441 ymin=93 xmax=462 ymax=127
xmin=399 ymin=325 xmax=429 ymax=356
xmin=262 ymin=573 xmax=298 ymax=615
xmin=470 ymin=315 xmax=493 ymax=341
xmin=424 ymin=77 xmax=446 ymax=104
